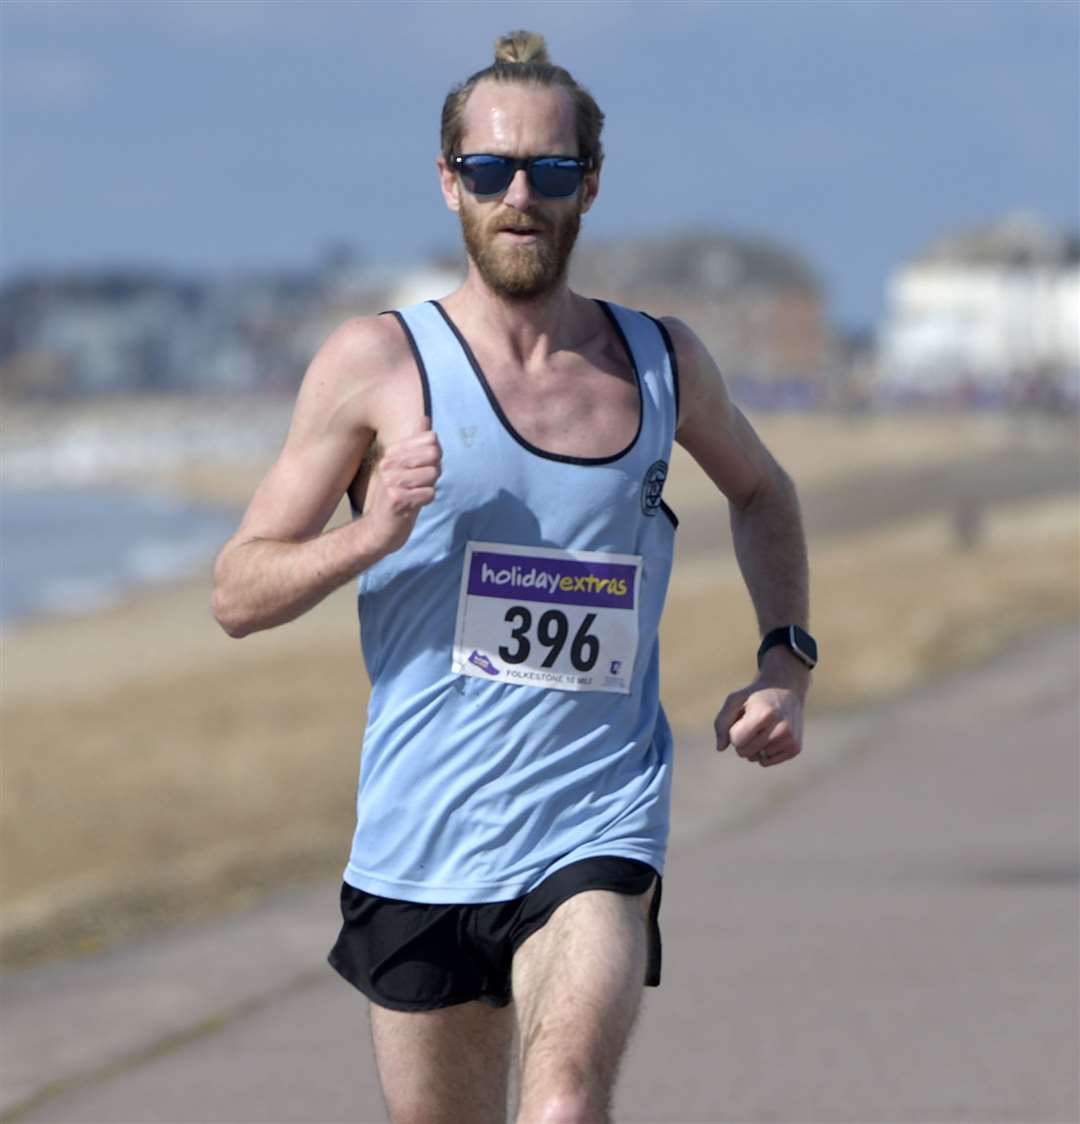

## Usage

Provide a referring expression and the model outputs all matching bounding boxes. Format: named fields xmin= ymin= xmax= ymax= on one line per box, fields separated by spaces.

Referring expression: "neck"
xmin=441 ymin=261 xmax=588 ymax=365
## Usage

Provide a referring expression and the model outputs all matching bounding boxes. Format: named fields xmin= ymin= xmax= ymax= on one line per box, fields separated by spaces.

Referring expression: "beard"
xmin=459 ymin=200 xmax=582 ymax=301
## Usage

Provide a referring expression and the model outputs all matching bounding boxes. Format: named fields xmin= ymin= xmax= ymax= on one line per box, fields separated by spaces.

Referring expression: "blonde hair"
xmin=494 ymin=29 xmax=549 ymax=65
xmin=440 ymin=31 xmax=605 ymax=167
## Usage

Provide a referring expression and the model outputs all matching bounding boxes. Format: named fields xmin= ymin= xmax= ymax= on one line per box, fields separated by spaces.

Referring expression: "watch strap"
xmin=757 ymin=625 xmax=817 ymax=670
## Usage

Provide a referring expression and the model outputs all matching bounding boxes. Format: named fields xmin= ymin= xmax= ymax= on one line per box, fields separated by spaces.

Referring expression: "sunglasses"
xmin=451 ymin=153 xmax=592 ymax=199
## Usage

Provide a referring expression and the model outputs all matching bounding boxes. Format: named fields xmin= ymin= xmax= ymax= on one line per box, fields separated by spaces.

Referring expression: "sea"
xmin=0 ymin=487 xmax=241 ymax=626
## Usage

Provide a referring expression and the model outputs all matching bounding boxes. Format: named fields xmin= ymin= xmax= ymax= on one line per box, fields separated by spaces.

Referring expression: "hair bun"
xmin=494 ymin=30 xmax=550 ymax=65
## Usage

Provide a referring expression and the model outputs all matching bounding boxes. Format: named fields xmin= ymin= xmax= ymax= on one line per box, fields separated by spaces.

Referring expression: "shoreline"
xmin=0 ymin=483 xmax=242 ymax=631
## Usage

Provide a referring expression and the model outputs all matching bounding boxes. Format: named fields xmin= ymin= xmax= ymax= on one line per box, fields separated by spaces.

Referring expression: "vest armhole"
xmin=381 ymin=309 xmax=433 ymax=421
xmin=640 ymin=312 xmax=681 ymax=427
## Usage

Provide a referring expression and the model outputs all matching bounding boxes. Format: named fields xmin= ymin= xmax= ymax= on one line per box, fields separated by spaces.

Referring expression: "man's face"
xmin=438 ymin=81 xmax=599 ymax=301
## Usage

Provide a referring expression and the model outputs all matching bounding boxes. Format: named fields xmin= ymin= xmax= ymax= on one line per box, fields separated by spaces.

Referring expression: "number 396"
xmin=498 ymin=607 xmax=600 ymax=672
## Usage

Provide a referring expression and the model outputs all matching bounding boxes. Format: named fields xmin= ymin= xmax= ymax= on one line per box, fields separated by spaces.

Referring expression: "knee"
xmin=517 ymin=1088 xmax=607 ymax=1124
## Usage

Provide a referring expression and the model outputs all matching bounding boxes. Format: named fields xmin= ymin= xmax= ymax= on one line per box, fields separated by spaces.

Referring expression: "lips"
xmin=495 ymin=211 xmax=545 ymax=236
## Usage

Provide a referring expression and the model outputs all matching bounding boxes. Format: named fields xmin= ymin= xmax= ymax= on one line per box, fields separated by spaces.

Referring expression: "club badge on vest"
xmin=641 ymin=459 xmax=668 ymax=516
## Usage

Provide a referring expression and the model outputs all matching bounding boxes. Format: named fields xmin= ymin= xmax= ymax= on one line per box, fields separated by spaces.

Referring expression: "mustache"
xmin=492 ymin=210 xmax=548 ymax=233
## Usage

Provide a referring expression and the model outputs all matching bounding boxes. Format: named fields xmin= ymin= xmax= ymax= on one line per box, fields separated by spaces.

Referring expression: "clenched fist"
xmin=362 ymin=416 xmax=442 ymax=557
xmin=714 ymin=677 xmax=805 ymax=768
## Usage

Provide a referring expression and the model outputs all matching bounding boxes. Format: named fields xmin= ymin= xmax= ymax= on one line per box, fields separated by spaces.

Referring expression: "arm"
xmin=211 ymin=315 xmax=441 ymax=638
xmin=665 ymin=316 xmax=811 ymax=766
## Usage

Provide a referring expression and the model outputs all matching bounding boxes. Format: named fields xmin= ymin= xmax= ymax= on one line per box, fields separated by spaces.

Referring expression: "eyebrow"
xmin=456 ymin=149 xmax=578 ymax=157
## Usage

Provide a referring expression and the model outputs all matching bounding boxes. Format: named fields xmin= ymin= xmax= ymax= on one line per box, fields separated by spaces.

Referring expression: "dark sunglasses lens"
xmin=459 ymin=156 xmax=514 ymax=196
xmin=530 ymin=159 xmax=582 ymax=197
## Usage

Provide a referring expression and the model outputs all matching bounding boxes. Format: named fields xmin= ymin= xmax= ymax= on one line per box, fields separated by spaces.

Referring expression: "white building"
xmin=878 ymin=212 xmax=1080 ymax=398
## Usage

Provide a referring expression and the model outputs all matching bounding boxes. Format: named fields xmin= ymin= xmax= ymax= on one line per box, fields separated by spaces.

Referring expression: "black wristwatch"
xmin=757 ymin=625 xmax=818 ymax=670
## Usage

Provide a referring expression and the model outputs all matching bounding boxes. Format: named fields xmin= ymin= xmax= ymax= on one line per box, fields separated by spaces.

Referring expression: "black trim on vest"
xmin=659 ymin=500 xmax=679 ymax=530
xmin=383 ymin=309 xmax=433 ymax=420
xmin=350 ymin=312 xmax=433 ymax=519
xmin=642 ymin=312 xmax=680 ymax=425
xmin=429 ymin=299 xmax=644 ymax=467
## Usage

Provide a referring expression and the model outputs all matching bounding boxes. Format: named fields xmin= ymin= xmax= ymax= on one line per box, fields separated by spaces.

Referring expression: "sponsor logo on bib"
xmin=468 ymin=552 xmax=634 ymax=609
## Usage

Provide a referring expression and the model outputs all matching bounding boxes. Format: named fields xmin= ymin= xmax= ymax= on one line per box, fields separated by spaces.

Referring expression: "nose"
xmin=502 ymin=167 xmax=534 ymax=209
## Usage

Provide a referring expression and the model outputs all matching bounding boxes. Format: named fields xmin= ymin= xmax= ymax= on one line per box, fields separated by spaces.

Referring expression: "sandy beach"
xmin=2 ymin=408 xmax=1077 ymax=967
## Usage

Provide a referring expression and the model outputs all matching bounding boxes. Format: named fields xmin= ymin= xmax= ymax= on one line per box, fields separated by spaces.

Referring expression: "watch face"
xmin=790 ymin=626 xmax=818 ymax=667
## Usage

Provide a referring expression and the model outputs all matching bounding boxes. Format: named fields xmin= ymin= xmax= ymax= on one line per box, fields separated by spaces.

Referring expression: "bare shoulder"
xmin=293 ymin=313 xmax=416 ymax=433
xmin=322 ymin=312 xmax=414 ymax=372
xmin=224 ymin=314 xmax=420 ymax=546
xmin=655 ymin=315 xmax=733 ymax=433
xmin=658 ymin=314 xmax=780 ymax=508
xmin=657 ymin=313 xmax=706 ymax=361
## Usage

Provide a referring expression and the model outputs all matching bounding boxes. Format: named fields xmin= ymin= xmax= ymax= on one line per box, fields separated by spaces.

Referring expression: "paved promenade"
xmin=3 ymin=626 xmax=1077 ymax=1123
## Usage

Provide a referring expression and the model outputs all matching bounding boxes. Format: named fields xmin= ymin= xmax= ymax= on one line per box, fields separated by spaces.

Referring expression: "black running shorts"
xmin=327 ymin=856 xmax=662 ymax=1011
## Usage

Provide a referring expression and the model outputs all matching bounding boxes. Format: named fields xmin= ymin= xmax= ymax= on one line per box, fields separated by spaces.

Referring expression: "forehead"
xmin=459 ymin=80 xmax=577 ymax=155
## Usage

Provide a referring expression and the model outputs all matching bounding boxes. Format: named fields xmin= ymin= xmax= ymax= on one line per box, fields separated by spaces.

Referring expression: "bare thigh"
xmin=511 ymin=878 xmax=658 ymax=1122
xmin=369 ymin=999 xmax=515 ymax=1124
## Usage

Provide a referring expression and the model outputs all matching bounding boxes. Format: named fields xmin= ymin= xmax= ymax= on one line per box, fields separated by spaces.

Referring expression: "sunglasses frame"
xmin=450 ymin=153 xmax=594 ymax=199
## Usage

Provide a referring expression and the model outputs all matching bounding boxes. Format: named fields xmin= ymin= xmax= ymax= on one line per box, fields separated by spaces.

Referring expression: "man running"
xmin=212 ymin=29 xmax=814 ymax=1124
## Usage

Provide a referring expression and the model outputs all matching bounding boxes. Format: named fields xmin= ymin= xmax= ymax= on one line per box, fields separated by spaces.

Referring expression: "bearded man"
xmin=213 ymin=29 xmax=815 ymax=1124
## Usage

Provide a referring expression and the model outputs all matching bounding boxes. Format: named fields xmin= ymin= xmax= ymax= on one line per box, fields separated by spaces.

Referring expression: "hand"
xmin=714 ymin=675 xmax=805 ymax=768
xmin=362 ymin=416 xmax=442 ymax=557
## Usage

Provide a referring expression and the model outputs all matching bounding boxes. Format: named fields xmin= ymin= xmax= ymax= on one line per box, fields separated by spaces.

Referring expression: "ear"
xmin=436 ymin=155 xmax=462 ymax=214
xmin=579 ymin=163 xmax=601 ymax=216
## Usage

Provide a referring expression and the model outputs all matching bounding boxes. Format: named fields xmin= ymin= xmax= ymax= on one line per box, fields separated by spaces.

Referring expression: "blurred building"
xmin=0 ymin=255 xmax=393 ymax=399
xmin=0 ymin=274 xmax=201 ymax=396
xmin=1 ymin=232 xmax=832 ymax=404
xmin=877 ymin=212 xmax=1080 ymax=405
xmin=571 ymin=230 xmax=831 ymax=405
xmin=388 ymin=265 xmax=465 ymax=309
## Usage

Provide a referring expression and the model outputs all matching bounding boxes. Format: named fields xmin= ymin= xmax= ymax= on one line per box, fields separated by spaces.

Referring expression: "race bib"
xmin=452 ymin=541 xmax=642 ymax=694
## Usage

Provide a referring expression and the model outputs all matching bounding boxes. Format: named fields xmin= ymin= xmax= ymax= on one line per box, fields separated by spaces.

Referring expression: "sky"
xmin=2 ymin=0 xmax=1078 ymax=333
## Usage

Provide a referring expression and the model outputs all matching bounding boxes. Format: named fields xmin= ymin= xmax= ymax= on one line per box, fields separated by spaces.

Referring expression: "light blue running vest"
xmin=342 ymin=299 xmax=680 ymax=903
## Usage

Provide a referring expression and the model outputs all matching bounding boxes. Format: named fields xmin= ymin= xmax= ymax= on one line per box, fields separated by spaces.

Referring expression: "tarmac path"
xmin=3 ymin=625 xmax=1077 ymax=1123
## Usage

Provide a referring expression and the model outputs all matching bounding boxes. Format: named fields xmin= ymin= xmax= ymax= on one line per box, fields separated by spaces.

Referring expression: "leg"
xmin=511 ymin=878 xmax=658 ymax=1124
xmin=370 ymin=999 xmax=515 ymax=1124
